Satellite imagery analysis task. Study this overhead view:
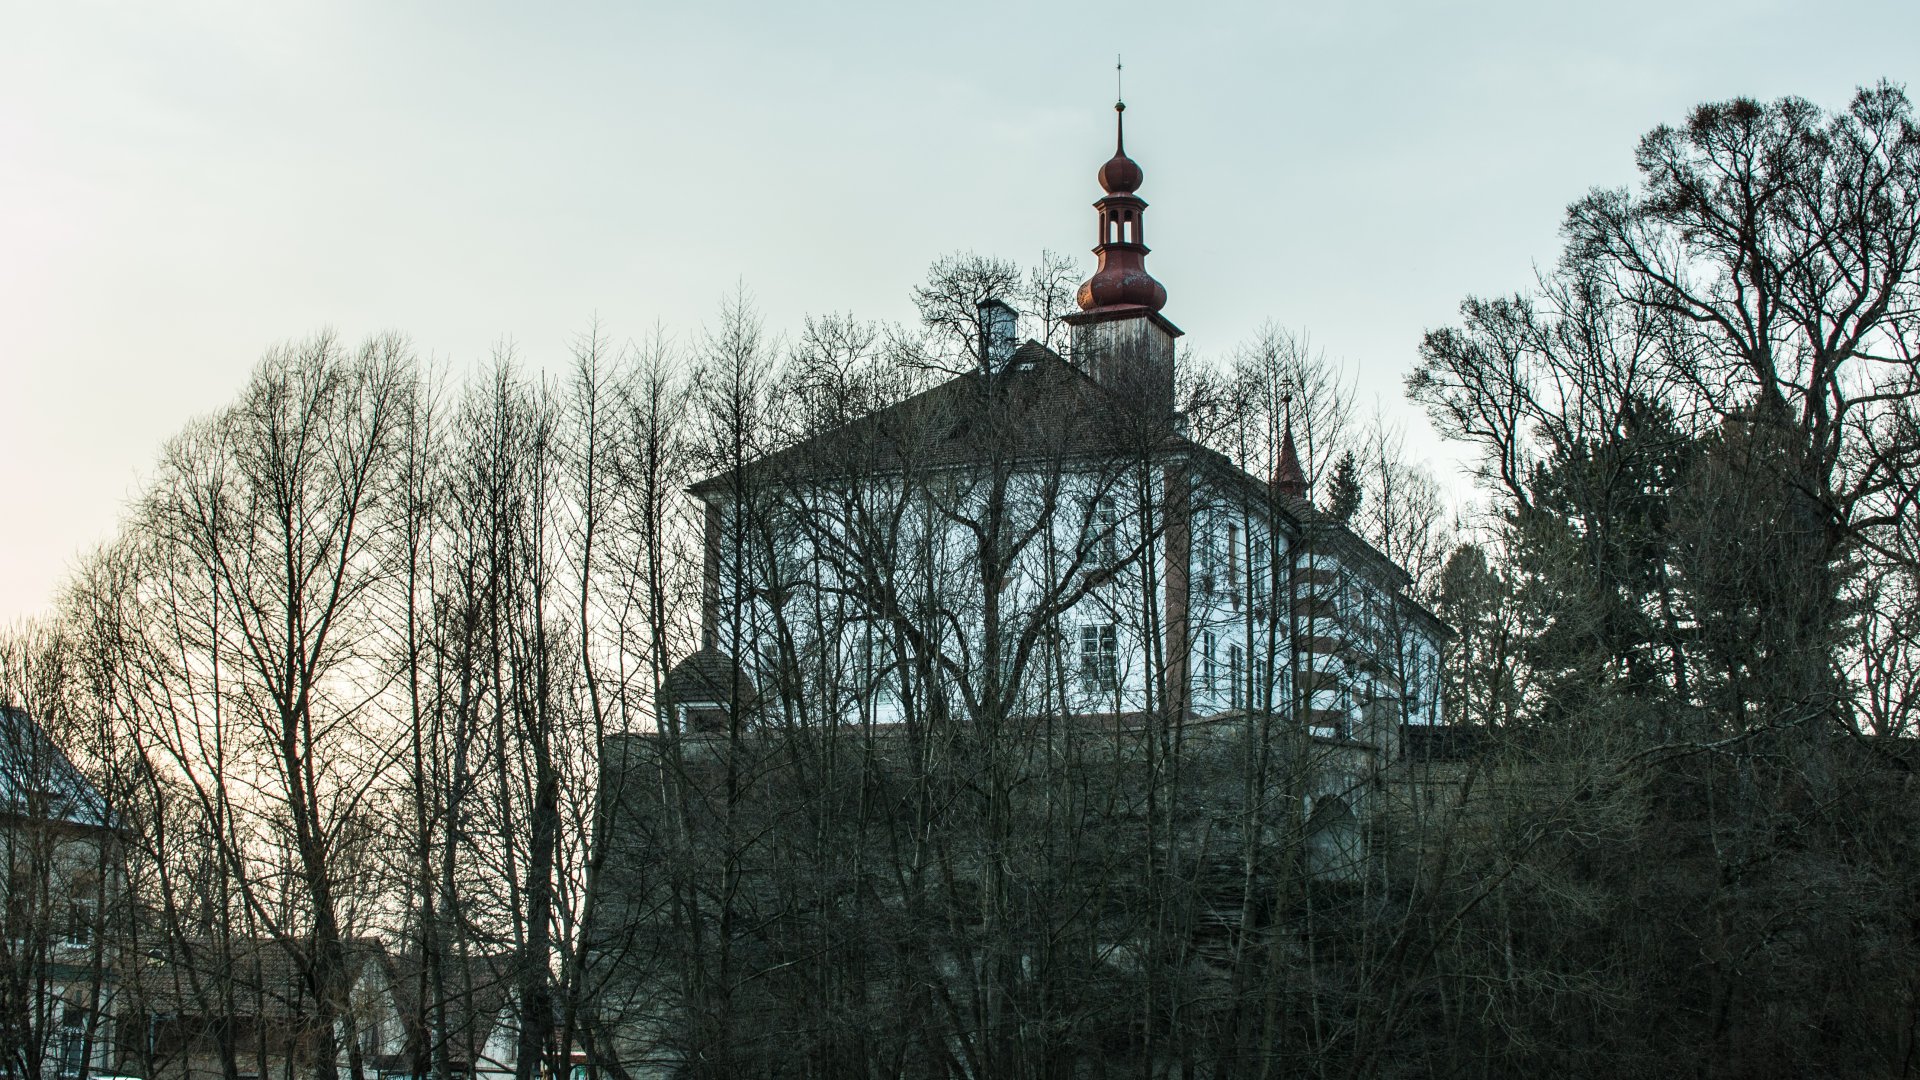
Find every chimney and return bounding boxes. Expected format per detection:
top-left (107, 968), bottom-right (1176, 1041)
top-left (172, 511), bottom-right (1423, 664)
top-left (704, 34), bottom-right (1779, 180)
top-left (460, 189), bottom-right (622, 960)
top-left (980, 299), bottom-right (1019, 370)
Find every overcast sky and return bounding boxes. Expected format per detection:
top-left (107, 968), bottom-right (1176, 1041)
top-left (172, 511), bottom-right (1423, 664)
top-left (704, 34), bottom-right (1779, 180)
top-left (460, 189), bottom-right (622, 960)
top-left (3, 0), bottom-right (1916, 623)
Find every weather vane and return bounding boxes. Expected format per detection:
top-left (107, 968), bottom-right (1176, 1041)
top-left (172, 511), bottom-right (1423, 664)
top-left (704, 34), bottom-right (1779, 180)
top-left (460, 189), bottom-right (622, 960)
top-left (1116, 54), bottom-right (1124, 107)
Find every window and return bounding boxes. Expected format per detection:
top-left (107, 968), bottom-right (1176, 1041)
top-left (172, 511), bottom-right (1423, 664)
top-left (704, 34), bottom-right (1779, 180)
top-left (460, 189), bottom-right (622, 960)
top-left (1195, 526), bottom-right (1217, 595)
top-left (5, 866), bottom-right (34, 932)
top-left (1226, 524), bottom-right (1242, 602)
top-left (1090, 498), bottom-right (1121, 567)
top-left (1228, 643), bottom-right (1245, 709)
top-left (1406, 649), bottom-right (1423, 713)
top-left (54, 1003), bottom-right (86, 1077)
top-left (1201, 631), bottom-right (1218, 693)
top-left (63, 899), bottom-right (95, 948)
top-left (1080, 624), bottom-right (1118, 693)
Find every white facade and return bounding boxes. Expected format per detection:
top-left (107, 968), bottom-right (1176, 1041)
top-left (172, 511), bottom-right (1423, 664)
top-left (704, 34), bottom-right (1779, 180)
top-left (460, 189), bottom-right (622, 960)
top-left (672, 341), bottom-right (1445, 752)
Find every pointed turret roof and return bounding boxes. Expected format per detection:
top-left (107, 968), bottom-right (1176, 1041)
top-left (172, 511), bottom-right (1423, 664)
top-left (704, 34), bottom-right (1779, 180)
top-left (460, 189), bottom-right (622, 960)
top-left (1273, 418), bottom-right (1307, 498)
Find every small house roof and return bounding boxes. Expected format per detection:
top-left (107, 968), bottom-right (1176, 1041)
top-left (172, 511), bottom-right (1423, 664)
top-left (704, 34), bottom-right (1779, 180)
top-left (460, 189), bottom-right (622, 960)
top-left (660, 647), bottom-right (757, 712)
top-left (0, 705), bottom-right (109, 829)
top-left (120, 936), bottom-right (391, 1021)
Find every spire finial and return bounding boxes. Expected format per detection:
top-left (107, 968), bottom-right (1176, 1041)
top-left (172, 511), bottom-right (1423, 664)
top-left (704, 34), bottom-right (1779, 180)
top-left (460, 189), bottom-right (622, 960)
top-left (1115, 56), bottom-right (1126, 152)
top-left (1274, 387), bottom-right (1308, 498)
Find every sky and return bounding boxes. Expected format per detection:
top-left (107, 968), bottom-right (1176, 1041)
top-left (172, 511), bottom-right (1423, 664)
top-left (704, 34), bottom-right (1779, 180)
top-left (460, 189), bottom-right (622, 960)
top-left (3, 0), bottom-right (1918, 624)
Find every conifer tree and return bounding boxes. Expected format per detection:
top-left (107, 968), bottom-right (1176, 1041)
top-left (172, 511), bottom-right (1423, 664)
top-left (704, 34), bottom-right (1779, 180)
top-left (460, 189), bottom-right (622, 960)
top-left (1325, 450), bottom-right (1362, 523)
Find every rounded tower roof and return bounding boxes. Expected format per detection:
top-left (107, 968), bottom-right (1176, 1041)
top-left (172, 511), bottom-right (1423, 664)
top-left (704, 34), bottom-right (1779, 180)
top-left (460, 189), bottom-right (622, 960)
top-left (660, 647), bottom-right (755, 712)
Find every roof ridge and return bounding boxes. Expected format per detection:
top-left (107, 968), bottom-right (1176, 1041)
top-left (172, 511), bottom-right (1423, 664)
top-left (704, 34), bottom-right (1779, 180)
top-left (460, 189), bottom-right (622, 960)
top-left (686, 340), bottom-right (1199, 496)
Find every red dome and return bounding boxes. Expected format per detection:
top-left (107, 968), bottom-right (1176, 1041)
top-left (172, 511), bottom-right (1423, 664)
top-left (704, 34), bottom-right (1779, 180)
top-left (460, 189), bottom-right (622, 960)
top-left (1099, 151), bottom-right (1142, 195)
top-left (1076, 265), bottom-right (1167, 312)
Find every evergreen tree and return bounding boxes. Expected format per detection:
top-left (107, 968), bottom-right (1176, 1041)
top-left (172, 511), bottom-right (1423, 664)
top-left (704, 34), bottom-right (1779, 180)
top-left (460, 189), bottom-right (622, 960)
top-left (1324, 449), bottom-right (1362, 523)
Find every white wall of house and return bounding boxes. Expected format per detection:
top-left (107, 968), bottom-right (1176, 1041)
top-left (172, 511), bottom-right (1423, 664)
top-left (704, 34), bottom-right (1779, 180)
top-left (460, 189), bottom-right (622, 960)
top-left (696, 460), bottom-right (1443, 745)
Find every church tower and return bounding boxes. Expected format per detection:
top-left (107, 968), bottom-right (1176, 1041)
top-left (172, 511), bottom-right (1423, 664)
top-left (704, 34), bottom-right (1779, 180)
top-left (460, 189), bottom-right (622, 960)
top-left (1066, 99), bottom-right (1182, 416)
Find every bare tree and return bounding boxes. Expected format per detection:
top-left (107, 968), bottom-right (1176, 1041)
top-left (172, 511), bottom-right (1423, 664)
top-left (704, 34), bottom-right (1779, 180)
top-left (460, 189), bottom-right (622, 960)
top-left (98, 332), bottom-right (412, 1080)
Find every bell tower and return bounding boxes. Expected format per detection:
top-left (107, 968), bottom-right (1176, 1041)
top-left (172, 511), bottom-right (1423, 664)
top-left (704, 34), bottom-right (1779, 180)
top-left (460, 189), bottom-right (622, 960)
top-left (1067, 98), bottom-right (1182, 415)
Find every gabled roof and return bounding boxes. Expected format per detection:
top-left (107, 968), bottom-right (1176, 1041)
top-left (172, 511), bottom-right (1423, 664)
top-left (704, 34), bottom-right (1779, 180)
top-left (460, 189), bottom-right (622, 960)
top-left (1185, 447), bottom-right (1414, 586)
top-left (381, 947), bottom-right (523, 1069)
top-left (1175, 442), bottom-right (1451, 637)
top-left (0, 705), bottom-right (109, 829)
top-left (121, 936), bottom-right (393, 1020)
top-left (690, 343), bottom-right (1184, 496)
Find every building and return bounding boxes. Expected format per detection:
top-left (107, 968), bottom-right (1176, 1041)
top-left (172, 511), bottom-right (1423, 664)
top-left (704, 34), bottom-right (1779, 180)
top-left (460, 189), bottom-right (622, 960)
top-left (114, 940), bottom-right (575, 1080)
top-left (0, 705), bottom-right (119, 1080)
top-left (592, 103), bottom-right (1449, 1078)
top-left (114, 937), bottom-right (405, 1080)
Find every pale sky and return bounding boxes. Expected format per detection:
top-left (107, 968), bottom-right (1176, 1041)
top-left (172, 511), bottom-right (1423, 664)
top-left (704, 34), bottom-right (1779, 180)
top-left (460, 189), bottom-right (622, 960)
top-left (4, 0), bottom-right (1917, 623)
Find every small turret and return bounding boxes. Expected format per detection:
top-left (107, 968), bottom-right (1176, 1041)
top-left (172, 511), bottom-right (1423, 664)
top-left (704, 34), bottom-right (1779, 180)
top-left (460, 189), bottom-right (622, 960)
top-left (1273, 417), bottom-right (1308, 498)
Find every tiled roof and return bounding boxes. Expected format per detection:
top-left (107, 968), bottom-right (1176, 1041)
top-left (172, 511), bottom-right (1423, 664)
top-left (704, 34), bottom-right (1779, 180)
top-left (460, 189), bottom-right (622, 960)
top-left (1184, 446), bottom-right (1433, 600)
top-left (0, 705), bottom-right (109, 828)
top-left (382, 948), bottom-right (522, 1066)
top-left (660, 647), bottom-right (756, 711)
top-left (690, 343), bottom-right (1185, 496)
top-left (125, 937), bottom-right (527, 1069)
top-left (119, 936), bottom-right (389, 1020)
